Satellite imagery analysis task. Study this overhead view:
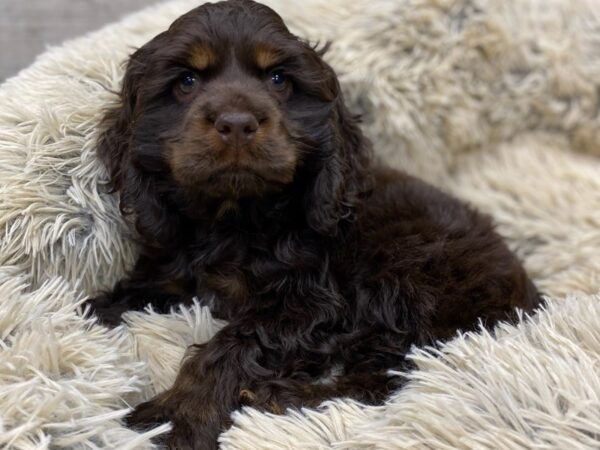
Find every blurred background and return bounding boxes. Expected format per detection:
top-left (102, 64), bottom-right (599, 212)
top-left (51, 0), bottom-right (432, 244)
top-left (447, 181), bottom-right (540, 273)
top-left (0, 0), bottom-right (155, 82)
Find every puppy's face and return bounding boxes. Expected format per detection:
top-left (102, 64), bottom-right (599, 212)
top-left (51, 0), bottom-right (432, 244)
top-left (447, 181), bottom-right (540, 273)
top-left (122, 0), bottom-right (339, 200)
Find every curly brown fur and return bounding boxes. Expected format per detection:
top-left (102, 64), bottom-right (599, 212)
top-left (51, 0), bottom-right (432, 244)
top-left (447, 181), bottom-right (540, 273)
top-left (89, 1), bottom-right (540, 448)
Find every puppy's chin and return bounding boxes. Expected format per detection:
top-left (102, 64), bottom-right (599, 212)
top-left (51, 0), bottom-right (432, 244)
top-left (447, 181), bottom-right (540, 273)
top-left (176, 164), bottom-right (297, 202)
top-left (203, 169), bottom-right (280, 199)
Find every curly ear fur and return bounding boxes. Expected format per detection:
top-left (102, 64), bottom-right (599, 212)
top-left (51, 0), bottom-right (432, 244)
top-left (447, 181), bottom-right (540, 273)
top-left (304, 59), bottom-right (372, 236)
top-left (97, 44), bottom-right (182, 247)
top-left (98, 52), bottom-right (144, 193)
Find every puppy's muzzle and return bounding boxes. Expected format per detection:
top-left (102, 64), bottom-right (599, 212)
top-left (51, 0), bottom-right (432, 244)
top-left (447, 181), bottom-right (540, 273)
top-left (215, 111), bottom-right (259, 146)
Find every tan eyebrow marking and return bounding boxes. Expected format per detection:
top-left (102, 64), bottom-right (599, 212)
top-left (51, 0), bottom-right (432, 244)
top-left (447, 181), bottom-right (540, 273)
top-left (254, 44), bottom-right (280, 70)
top-left (188, 46), bottom-right (216, 71)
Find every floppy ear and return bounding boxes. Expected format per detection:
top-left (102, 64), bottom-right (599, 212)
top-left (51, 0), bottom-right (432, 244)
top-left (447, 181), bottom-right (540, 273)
top-left (97, 47), bottom-right (182, 247)
top-left (97, 51), bottom-right (146, 194)
top-left (304, 62), bottom-right (372, 236)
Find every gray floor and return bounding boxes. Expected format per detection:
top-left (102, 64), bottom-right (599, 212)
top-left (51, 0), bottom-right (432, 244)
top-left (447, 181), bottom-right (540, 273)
top-left (0, 0), bottom-right (160, 82)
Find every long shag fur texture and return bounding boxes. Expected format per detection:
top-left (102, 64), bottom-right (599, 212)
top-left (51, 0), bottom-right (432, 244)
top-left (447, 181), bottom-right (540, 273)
top-left (0, 0), bottom-right (599, 448)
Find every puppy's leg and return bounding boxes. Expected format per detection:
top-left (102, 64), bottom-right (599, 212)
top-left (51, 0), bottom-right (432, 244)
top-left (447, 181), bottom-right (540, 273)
top-left (126, 323), bottom-right (277, 450)
top-left (242, 371), bottom-right (407, 413)
top-left (85, 280), bottom-right (188, 326)
top-left (86, 253), bottom-right (194, 326)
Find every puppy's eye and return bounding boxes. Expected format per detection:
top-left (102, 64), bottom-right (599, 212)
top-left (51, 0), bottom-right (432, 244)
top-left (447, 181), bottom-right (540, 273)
top-left (178, 72), bottom-right (198, 94)
top-left (270, 69), bottom-right (287, 89)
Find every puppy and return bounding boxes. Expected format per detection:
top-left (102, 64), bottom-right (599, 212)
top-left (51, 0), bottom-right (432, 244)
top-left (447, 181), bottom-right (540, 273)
top-left (91, 0), bottom-right (540, 448)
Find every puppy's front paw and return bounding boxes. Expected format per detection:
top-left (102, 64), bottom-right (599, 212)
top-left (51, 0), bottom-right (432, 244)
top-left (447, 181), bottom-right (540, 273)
top-left (125, 400), bottom-right (172, 447)
top-left (126, 396), bottom-right (219, 450)
top-left (125, 398), bottom-right (170, 428)
top-left (83, 295), bottom-right (128, 327)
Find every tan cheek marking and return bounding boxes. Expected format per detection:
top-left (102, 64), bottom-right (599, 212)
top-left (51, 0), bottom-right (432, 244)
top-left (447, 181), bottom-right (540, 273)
top-left (188, 47), bottom-right (216, 71)
top-left (168, 144), bottom-right (192, 184)
top-left (255, 46), bottom-right (279, 70)
top-left (167, 122), bottom-right (224, 184)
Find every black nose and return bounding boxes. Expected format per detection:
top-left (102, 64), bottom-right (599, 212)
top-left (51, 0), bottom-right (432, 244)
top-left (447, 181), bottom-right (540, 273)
top-left (214, 112), bottom-right (259, 144)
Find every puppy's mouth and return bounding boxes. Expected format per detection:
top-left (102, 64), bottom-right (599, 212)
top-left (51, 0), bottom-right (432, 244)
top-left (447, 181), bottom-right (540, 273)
top-left (208, 165), bottom-right (264, 180)
top-left (202, 165), bottom-right (289, 198)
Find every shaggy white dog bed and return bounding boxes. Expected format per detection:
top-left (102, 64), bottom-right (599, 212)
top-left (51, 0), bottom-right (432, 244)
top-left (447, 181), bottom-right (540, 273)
top-left (1, 0), bottom-right (599, 448)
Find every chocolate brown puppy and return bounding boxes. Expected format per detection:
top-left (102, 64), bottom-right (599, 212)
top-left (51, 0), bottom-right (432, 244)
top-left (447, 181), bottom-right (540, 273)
top-left (90, 1), bottom-right (540, 448)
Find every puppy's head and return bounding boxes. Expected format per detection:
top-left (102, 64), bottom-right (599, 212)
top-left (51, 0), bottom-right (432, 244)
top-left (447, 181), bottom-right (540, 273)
top-left (100, 0), bottom-right (369, 242)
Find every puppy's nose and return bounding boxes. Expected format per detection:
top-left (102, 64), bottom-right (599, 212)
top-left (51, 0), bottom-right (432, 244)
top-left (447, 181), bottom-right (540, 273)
top-left (214, 112), bottom-right (259, 144)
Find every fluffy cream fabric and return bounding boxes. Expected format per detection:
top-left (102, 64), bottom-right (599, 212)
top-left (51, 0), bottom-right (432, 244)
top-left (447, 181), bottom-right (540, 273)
top-left (0, 0), bottom-right (599, 448)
